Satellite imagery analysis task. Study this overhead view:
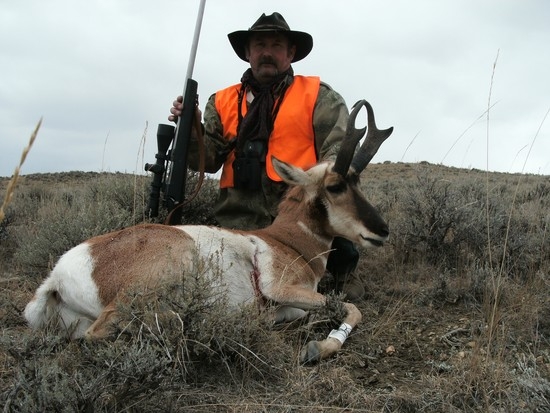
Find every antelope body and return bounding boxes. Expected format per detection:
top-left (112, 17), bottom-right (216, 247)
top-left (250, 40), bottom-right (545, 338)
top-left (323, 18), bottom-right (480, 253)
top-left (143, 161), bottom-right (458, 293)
top-left (24, 100), bottom-right (393, 363)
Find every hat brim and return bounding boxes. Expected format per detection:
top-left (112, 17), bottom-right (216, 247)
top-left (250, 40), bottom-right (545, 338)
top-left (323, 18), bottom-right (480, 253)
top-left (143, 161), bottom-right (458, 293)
top-left (228, 29), bottom-right (313, 63)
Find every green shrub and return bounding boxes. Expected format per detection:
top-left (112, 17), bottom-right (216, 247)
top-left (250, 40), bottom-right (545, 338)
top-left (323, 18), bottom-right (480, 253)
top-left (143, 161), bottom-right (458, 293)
top-left (392, 172), bottom-right (485, 268)
top-left (2, 164), bottom-right (550, 413)
top-left (391, 170), bottom-right (550, 280)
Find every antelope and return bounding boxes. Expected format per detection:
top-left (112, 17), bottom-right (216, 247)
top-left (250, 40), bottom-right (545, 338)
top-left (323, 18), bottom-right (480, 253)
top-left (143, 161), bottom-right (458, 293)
top-left (24, 100), bottom-right (393, 363)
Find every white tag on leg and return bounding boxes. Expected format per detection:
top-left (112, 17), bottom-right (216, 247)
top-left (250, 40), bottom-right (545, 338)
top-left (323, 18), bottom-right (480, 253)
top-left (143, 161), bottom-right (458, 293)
top-left (328, 322), bottom-right (353, 344)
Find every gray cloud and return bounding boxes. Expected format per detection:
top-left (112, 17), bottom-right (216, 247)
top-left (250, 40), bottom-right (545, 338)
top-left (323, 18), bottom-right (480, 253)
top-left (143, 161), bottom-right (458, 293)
top-left (1, 0), bottom-right (549, 177)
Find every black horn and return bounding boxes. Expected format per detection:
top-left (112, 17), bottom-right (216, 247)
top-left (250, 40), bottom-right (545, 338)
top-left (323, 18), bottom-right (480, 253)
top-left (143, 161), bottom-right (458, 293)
top-left (349, 100), bottom-right (393, 175)
top-left (332, 100), bottom-right (369, 176)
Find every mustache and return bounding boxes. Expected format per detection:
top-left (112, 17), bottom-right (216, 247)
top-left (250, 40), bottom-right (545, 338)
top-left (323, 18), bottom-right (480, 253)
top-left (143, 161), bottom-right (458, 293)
top-left (259, 57), bottom-right (277, 65)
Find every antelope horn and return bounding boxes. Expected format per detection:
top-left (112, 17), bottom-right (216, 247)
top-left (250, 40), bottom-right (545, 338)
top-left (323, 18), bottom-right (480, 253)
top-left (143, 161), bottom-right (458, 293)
top-left (350, 100), bottom-right (393, 175)
top-left (332, 100), bottom-right (368, 176)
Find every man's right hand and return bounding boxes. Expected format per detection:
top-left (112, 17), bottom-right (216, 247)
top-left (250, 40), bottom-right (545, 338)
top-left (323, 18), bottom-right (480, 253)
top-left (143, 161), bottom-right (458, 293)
top-left (168, 96), bottom-right (202, 123)
top-left (168, 95), bottom-right (184, 123)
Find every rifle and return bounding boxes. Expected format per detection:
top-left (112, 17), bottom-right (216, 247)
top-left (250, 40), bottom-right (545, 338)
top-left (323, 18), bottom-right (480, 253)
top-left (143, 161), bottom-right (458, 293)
top-left (145, 0), bottom-right (206, 225)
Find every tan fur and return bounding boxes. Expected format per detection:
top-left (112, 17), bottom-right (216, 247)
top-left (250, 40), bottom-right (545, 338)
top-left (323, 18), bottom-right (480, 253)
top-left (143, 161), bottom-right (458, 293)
top-left (88, 224), bottom-right (194, 305)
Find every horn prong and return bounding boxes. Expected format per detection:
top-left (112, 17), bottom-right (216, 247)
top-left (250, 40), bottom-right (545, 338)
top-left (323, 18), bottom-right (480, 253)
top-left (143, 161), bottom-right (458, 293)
top-left (350, 101), bottom-right (393, 175)
top-left (332, 100), bottom-right (368, 176)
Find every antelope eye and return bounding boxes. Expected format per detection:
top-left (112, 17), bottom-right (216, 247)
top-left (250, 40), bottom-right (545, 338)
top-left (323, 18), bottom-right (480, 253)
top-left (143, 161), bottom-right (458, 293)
top-left (326, 182), bottom-right (347, 194)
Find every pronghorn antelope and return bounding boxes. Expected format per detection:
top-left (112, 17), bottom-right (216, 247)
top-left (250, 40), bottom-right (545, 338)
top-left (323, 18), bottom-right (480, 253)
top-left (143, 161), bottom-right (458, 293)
top-left (24, 100), bottom-right (393, 363)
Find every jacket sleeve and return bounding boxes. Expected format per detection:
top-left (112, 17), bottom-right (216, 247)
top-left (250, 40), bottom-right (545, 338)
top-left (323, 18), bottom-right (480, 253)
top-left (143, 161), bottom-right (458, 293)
top-left (187, 93), bottom-right (233, 173)
top-left (313, 82), bottom-right (349, 161)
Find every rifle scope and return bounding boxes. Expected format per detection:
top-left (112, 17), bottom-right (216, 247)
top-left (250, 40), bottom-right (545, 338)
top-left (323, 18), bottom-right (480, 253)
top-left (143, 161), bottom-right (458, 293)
top-left (145, 124), bottom-right (175, 218)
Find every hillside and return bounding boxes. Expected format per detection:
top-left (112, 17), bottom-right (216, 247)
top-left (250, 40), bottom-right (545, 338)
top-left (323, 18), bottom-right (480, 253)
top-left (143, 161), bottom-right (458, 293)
top-left (1, 162), bottom-right (549, 412)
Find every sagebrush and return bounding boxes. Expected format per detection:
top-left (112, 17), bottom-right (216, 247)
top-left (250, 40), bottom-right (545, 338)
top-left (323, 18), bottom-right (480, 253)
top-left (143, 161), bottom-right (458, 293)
top-left (1, 163), bottom-right (549, 412)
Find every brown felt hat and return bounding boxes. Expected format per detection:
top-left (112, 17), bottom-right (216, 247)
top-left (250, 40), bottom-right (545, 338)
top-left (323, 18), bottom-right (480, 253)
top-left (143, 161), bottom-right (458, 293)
top-left (228, 12), bottom-right (313, 63)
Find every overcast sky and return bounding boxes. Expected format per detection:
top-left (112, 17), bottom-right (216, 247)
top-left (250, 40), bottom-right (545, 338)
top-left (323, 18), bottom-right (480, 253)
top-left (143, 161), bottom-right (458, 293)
top-left (1, 0), bottom-right (549, 178)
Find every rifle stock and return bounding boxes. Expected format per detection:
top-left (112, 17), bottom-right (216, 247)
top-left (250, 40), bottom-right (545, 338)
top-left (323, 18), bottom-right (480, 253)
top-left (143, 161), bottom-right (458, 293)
top-left (145, 78), bottom-right (198, 224)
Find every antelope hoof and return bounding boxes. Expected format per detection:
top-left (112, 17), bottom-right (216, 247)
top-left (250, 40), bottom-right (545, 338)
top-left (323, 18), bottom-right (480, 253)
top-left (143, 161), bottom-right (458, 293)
top-left (300, 340), bottom-right (321, 364)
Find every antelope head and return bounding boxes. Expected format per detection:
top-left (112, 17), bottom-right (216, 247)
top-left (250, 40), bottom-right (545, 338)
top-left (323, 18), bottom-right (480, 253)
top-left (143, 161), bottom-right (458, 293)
top-left (273, 100), bottom-right (393, 248)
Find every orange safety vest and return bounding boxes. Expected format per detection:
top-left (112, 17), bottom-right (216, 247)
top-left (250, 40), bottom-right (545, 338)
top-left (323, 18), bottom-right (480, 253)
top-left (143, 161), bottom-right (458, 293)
top-left (215, 75), bottom-right (321, 188)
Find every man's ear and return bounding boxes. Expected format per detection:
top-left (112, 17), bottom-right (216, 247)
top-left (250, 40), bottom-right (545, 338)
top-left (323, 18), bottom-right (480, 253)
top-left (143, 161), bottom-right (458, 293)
top-left (288, 44), bottom-right (296, 60)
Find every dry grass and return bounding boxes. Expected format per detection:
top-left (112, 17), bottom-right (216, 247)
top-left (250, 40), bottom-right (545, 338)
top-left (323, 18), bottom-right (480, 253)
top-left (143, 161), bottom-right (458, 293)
top-left (1, 162), bottom-right (549, 412)
top-left (0, 118), bottom-right (41, 223)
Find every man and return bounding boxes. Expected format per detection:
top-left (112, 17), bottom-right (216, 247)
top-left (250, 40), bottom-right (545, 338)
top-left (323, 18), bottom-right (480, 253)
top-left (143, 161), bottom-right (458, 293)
top-left (169, 12), bottom-right (364, 300)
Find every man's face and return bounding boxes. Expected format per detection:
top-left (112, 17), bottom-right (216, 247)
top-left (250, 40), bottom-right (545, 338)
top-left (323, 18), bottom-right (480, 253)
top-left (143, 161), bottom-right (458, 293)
top-left (245, 32), bottom-right (296, 84)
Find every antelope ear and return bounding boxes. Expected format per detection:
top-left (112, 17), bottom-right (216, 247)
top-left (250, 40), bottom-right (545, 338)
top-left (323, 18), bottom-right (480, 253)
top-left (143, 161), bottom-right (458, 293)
top-left (272, 156), bottom-right (310, 186)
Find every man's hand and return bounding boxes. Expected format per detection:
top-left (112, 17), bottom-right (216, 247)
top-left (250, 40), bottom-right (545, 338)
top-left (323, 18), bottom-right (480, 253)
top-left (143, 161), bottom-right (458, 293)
top-left (168, 96), bottom-right (202, 123)
top-left (168, 95), bottom-right (184, 122)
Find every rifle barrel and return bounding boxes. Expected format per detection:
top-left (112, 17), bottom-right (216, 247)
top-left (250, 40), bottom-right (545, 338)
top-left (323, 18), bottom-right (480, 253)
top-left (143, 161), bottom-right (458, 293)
top-left (185, 0), bottom-right (207, 83)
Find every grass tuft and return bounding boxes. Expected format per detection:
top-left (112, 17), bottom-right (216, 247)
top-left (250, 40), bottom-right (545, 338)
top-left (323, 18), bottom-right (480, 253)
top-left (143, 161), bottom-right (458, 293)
top-left (0, 118), bottom-right (41, 224)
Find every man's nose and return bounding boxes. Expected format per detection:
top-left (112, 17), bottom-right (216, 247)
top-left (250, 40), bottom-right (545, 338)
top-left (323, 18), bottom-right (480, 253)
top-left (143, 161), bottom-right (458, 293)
top-left (261, 49), bottom-right (273, 58)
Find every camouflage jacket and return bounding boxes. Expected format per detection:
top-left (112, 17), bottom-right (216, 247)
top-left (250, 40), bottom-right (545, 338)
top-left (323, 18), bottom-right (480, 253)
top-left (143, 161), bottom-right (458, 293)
top-left (187, 78), bottom-right (349, 230)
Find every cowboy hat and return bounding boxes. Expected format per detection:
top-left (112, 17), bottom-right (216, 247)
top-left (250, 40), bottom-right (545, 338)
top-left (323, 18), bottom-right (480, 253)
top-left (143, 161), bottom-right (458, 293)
top-left (228, 12), bottom-right (313, 63)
